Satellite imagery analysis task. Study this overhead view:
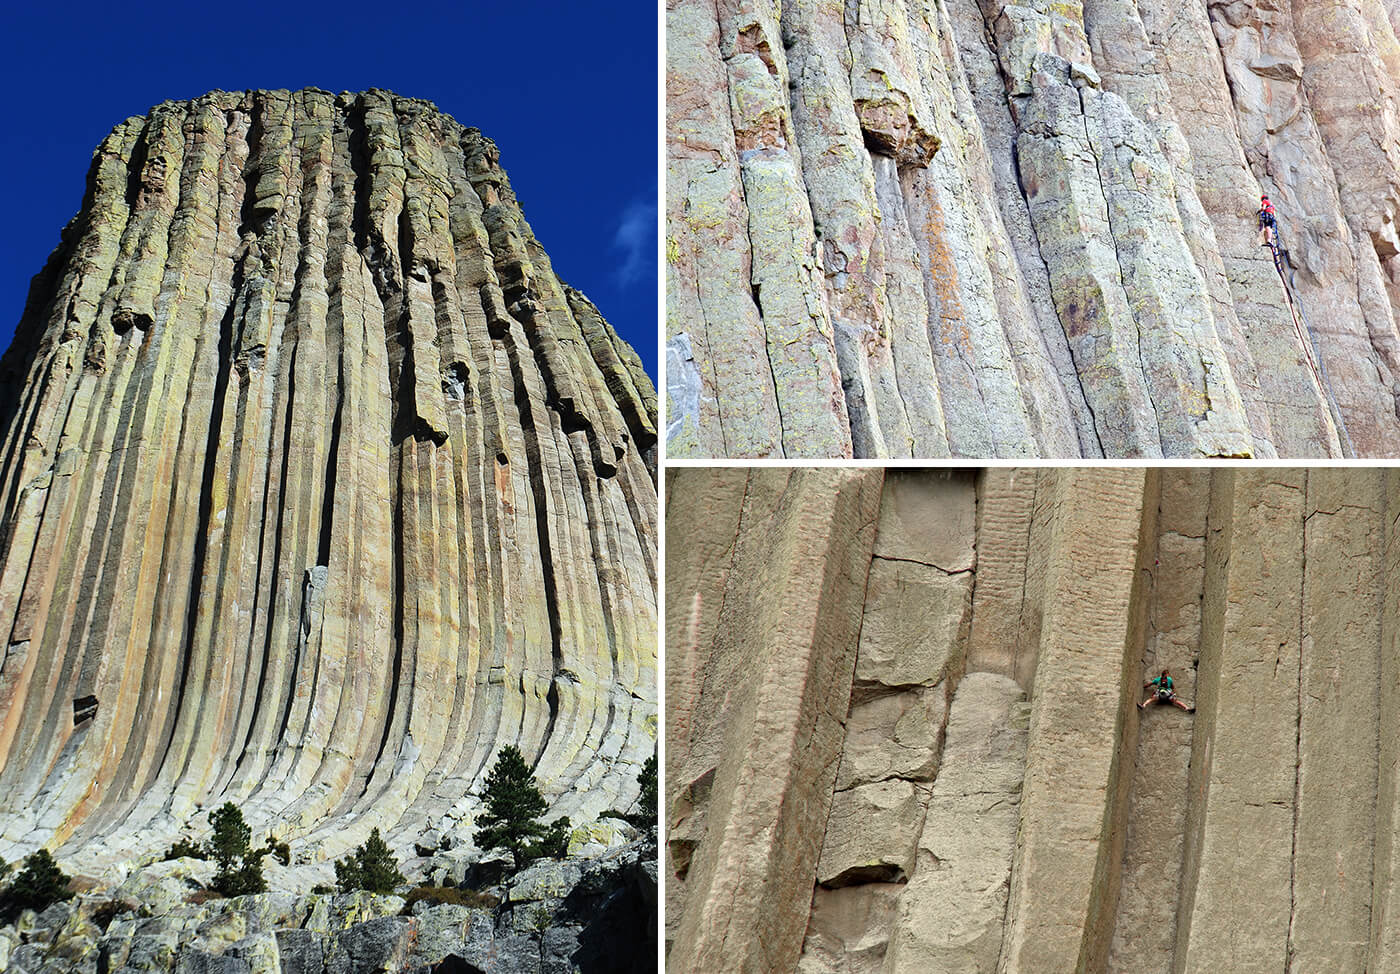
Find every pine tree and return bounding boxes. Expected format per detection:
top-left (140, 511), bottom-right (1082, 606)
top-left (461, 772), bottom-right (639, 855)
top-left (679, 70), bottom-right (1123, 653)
top-left (207, 802), bottom-right (266, 897)
top-left (474, 745), bottom-right (565, 869)
top-left (208, 803), bottom-right (250, 874)
top-left (334, 828), bottom-right (404, 894)
top-left (0, 849), bottom-right (72, 921)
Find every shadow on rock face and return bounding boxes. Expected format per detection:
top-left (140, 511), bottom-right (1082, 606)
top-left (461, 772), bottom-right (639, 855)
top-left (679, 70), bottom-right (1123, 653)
top-left (565, 840), bottom-right (658, 974)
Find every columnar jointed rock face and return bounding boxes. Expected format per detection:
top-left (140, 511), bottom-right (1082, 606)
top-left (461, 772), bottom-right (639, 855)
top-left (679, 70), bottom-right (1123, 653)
top-left (666, 0), bottom-right (1400, 458)
top-left (667, 467), bottom-right (1400, 974)
top-left (0, 89), bottom-right (658, 874)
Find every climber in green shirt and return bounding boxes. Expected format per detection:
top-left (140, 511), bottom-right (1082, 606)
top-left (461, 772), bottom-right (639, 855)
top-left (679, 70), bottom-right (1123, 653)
top-left (1138, 668), bottom-right (1194, 713)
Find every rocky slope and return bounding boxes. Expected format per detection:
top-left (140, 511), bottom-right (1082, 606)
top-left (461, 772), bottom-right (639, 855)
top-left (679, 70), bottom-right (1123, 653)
top-left (0, 87), bottom-right (657, 894)
top-left (665, 0), bottom-right (1400, 458)
top-left (0, 837), bottom-right (657, 974)
top-left (665, 467), bottom-right (1400, 973)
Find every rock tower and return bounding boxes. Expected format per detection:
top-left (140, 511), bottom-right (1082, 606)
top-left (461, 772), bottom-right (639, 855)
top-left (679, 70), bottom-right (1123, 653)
top-left (0, 88), bottom-right (658, 872)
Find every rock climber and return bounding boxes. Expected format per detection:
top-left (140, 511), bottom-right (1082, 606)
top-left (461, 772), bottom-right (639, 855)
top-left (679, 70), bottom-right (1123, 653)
top-left (1138, 669), bottom-right (1194, 713)
top-left (1258, 194), bottom-right (1278, 248)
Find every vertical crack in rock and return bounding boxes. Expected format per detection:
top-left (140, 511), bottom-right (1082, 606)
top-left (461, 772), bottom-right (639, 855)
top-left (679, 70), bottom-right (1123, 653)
top-left (505, 332), bottom-right (566, 763)
top-left (1288, 492), bottom-right (1305, 974)
top-left (169, 259), bottom-right (240, 781)
top-left (665, 468), bottom-right (883, 971)
top-left (747, 281), bottom-right (790, 457)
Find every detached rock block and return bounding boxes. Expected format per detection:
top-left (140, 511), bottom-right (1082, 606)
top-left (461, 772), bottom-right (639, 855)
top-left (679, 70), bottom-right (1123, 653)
top-left (816, 779), bottom-right (924, 887)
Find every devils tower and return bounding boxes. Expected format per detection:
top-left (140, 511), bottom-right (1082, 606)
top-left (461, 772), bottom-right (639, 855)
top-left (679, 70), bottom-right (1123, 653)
top-left (0, 81), bottom-right (657, 904)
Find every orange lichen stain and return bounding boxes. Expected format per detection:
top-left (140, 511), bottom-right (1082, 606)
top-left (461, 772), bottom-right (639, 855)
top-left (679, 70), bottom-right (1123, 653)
top-left (922, 190), bottom-right (967, 349)
top-left (495, 460), bottom-right (514, 514)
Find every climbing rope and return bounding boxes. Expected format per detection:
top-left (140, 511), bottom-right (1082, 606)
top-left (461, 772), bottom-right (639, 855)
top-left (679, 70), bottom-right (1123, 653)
top-left (1266, 229), bottom-right (1357, 457)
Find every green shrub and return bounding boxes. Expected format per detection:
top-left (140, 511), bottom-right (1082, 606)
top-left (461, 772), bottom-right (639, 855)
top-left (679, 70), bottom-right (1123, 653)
top-left (165, 838), bottom-right (206, 861)
top-left (335, 828), bottom-right (405, 894)
top-left (400, 885), bottom-right (500, 913)
top-left (310, 883), bottom-right (334, 895)
top-left (639, 751), bottom-right (657, 824)
top-left (262, 838), bottom-right (291, 866)
top-left (0, 849), bottom-right (73, 922)
top-left (537, 817), bottom-right (571, 859)
top-left (527, 904), bottom-right (552, 938)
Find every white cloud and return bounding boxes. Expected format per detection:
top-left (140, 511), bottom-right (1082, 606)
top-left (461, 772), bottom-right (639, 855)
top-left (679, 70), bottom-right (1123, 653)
top-left (612, 199), bottom-right (657, 288)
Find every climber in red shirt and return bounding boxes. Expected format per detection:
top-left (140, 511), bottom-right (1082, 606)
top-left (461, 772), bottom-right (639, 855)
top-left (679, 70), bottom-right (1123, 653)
top-left (1258, 195), bottom-right (1278, 247)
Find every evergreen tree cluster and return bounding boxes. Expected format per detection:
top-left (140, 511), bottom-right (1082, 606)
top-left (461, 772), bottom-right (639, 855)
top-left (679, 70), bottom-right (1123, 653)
top-left (164, 803), bottom-right (289, 897)
top-left (334, 829), bottom-right (405, 894)
top-left (0, 849), bottom-right (73, 923)
top-left (0, 747), bottom-right (647, 917)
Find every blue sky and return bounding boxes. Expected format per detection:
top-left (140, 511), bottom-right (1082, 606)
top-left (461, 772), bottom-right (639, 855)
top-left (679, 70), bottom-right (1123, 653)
top-left (0, 2), bottom-right (658, 380)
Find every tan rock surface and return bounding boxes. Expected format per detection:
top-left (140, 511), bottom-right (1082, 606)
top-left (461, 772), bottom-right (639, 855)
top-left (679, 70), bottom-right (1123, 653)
top-left (667, 0), bottom-right (1400, 458)
top-left (882, 672), bottom-right (1029, 974)
top-left (1106, 470), bottom-right (1207, 972)
top-left (669, 467), bottom-right (1400, 972)
top-left (998, 469), bottom-right (1152, 974)
top-left (833, 688), bottom-right (945, 792)
top-left (1372, 470), bottom-right (1400, 974)
top-left (0, 89), bottom-right (657, 876)
top-left (852, 559), bottom-right (971, 690)
top-left (665, 468), bottom-right (883, 972)
top-left (816, 779), bottom-right (923, 887)
top-left (796, 884), bottom-right (904, 974)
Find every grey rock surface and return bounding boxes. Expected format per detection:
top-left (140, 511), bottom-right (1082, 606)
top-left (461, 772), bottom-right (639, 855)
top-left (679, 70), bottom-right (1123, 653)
top-left (667, 0), bottom-right (1400, 458)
